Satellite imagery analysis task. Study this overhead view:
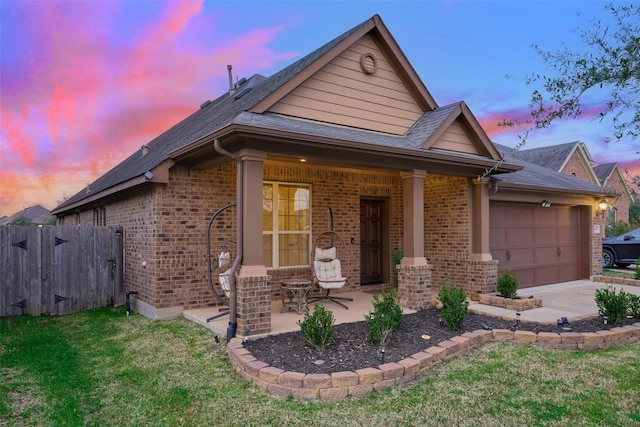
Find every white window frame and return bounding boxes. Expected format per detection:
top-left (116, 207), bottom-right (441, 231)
top-left (263, 181), bottom-right (311, 268)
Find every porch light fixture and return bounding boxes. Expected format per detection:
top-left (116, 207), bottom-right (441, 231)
top-left (541, 200), bottom-right (551, 208)
top-left (598, 198), bottom-right (610, 212)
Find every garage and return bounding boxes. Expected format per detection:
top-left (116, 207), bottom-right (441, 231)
top-left (490, 202), bottom-right (583, 288)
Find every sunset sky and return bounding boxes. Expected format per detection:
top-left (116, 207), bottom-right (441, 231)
top-left (1, 0), bottom-right (638, 216)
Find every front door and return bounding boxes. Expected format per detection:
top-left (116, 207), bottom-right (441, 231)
top-left (360, 199), bottom-right (384, 284)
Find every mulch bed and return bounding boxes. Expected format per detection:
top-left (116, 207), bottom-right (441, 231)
top-left (244, 308), bottom-right (639, 375)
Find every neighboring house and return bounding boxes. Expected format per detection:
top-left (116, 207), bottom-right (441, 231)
top-left (593, 163), bottom-right (633, 226)
top-left (511, 141), bottom-right (633, 225)
top-left (52, 15), bottom-right (613, 334)
top-left (0, 205), bottom-right (53, 226)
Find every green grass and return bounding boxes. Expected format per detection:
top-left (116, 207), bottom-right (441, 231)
top-left (603, 268), bottom-right (636, 279)
top-left (1, 308), bottom-right (639, 426)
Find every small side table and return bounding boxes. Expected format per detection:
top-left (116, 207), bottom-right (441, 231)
top-left (280, 279), bottom-right (312, 314)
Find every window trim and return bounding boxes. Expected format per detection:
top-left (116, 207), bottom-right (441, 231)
top-left (263, 181), bottom-right (311, 268)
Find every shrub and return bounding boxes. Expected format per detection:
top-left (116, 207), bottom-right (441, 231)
top-left (635, 259), bottom-right (640, 280)
top-left (497, 270), bottom-right (518, 298)
top-left (297, 304), bottom-right (335, 350)
top-left (364, 290), bottom-right (404, 344)
top-left (437, 280), bottom-right (468, 331)
top-left (627, 293), bottom-right (640, 318)
top-left (594, 286), bottom-right (629, 325)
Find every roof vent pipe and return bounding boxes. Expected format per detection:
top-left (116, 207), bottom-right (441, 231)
top-left (227, 65), bottom-right (235, 95)
top-left (141, 144), bottom-right (149, 157)
top-left (214, 138), bottom-right (242, 344)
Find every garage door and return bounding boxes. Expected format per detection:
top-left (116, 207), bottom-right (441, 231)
top-left (490, 202), bottom-right (581, 288)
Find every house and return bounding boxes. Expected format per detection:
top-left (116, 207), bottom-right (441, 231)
top-left (593, 163), bottom-right (633, 226)
top-left (52, 15), bottom-right (614, 335)
top-left (510, 141), bottom-right (634, 225)
top-left (0, 205), bottom-right (53, 226)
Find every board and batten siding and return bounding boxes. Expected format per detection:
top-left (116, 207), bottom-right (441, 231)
top-left (268, 34), bottom-right (425, 135)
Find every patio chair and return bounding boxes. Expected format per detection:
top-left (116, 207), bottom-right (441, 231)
top-left (309, 231), bottom-right (353, 309)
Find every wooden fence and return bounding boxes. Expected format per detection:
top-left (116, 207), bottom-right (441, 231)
top-left (1, 226), bottom-right (124, 317)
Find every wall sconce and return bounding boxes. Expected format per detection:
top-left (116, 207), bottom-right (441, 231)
top-left (541, 200), bottom-right (551, 208)
top-left (598, 198), bottom-right (609, 212)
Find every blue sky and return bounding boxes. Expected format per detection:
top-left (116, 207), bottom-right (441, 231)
top-left (1, 0), bottom-right (638, 215)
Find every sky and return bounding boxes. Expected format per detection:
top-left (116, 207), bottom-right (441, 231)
top-left (1, 0), bottom-right (639, 216)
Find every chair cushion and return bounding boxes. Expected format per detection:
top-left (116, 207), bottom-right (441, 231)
top-left (218, 251), bottom-right (231, 268)
top-left (314, 246), bottom-right (336, 261)
top-left (218, 269), bottom-right (233, 296)
top-left (314, 259), bottom-right (345, 288)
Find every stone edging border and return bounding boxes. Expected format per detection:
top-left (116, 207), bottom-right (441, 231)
top-left (227, 322), bottom-right (640, 400)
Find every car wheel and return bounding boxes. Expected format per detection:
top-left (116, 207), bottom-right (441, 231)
top-left (602, 249), bottom-right (615, 269)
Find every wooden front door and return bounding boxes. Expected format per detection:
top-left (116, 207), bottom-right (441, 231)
top-left (360, 199), bottom-right (384, 284)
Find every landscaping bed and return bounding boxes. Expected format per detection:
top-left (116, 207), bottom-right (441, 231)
top-left (244, 308), bottom-right (638, 375)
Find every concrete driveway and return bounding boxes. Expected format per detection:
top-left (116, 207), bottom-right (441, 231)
top-left (469, 280), bottom-right (640, 324)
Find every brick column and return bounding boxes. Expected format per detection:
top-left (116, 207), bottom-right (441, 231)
top-left (467, 259), bottom-right (499, 296)
top-left (397, 264), bottom-right (432, 310)
top-left (235, 274), bottom-right (272, 336)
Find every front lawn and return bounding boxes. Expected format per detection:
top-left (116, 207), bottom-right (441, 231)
top-left (1, 308), bottom-right (639, 426)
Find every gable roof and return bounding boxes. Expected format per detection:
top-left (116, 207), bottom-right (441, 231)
top-left (0, 205), bottom-right (52, 225)
top-left (512, 141), bottom-right (580, 170)
top-left (492, 144), bottom-right (615, 197)
top-left (594, 162), bottom-right (634, 202)
top-left (53, 14), bottom-right (516, 214)
top-left (593, 163), bottom-right (616, 185)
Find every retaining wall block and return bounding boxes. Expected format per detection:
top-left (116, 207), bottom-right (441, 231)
top-left (331, 371), bottom-right (359, 388)
top-left (303, 373), bottom-right (332, 389)
top-left (356, 367), bottom-right (383, 384)
top-left (278, 371), bottom-right (305, 388)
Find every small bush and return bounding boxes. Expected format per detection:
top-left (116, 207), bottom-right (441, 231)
top-left (497, 270), bottom-right (518, 298)
top-left (594, 286), bottom-right (629, 325)
top-left (635, 259), bottom-right (640, 280)
top-left (627, 293), bottom-right (640, 318)
top-left (297, 304), bottom-right (335, 350)
top-left (364, 290), bottom-right (404, 344)
top-left (437, 280), bottom-right (468, 331)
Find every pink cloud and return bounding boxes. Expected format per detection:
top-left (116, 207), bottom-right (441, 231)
top-left (1, 1), bottom-right (297, 215)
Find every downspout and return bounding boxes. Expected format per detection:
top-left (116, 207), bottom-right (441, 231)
top-left (214, 138), bottom-right (242, 344)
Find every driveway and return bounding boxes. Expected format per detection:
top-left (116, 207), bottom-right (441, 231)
top-left (469, 279), bottom-right (640, 324)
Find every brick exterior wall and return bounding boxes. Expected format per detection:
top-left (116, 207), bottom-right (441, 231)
top-left (62, 162), bottom-right (559, 316)
top-left (561, 151), bottom-right (594, 182)
top-left (605, 170), bottom-right (631, 224)
top-left (263, 163), bottom-right (404, 297)
top-left (424, 174), bottom-right (473, 297)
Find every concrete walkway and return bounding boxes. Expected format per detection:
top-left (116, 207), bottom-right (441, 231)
top-left (469, 280), bottom-right (640, 325)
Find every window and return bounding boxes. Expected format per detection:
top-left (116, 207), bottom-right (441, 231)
top-left (93, 207), bottom-right (106, 226)
top-left (263, 182), bottom-right (311, 268)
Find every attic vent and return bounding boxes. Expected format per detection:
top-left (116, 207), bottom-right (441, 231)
top-left (200, 100), bottom-right (212, 109)
top-left (233, 86), bottom-right (253, 100)
top-left (236, 77), bottom-right (247, 86)
top-left (360, 52), bottom-right (377, 75)
top-left (141, 144), bottom-right (149, 157)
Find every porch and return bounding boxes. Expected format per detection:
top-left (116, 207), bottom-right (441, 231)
top-left (184, 290), bottom-right (416, 339)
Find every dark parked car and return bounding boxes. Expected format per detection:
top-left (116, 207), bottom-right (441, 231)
top-left (602, 228), bottom-right (640, 268)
